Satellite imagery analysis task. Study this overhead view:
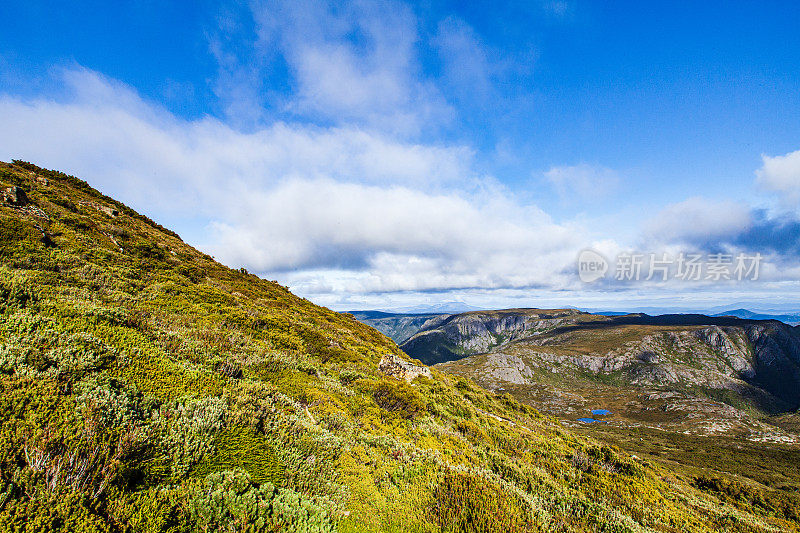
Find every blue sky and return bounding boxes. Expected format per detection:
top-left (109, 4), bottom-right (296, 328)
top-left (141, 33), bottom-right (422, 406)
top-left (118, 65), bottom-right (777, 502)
top-left (2, 1), bottom-right (800, 311)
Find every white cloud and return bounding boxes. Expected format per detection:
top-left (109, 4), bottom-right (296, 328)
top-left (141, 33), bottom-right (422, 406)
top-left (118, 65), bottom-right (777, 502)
top-left (0, 67), bottom-right (588, 299)
top-left (207, 178), bottom-right (581, 285)
top-left (544, 163), bottom-right (620, 201)
top-left (0, 68), bottom-right (471, 204)
top-left (645, 197), bottom-right (751, 244)
top-left (756, 149), bottom-right (800, 204)
top-left (247, 0), bottom-right (452, 135)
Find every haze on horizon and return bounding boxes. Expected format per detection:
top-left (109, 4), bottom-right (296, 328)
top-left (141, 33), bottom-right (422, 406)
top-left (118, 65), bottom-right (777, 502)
top-left (1, 1), bottom-right (799, 312)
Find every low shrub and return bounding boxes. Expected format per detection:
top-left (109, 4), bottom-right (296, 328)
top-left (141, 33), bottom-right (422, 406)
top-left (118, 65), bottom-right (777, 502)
top-left (74, 374), bottom-right (149, 428)
top-left (193, 427), bottom-right (283, 485)
top-left (0, 271), bottom-right (36, 311)
top-left (186, 469), bottom-right (335, 533)
top-left (373, 379), bottom-right (426, 419)
top-left (430, 471), bottom-right (532, 532)
top-left (152, 396), bottom-right (227, 478)
top-left (693, 475), bottom-right (800, 521)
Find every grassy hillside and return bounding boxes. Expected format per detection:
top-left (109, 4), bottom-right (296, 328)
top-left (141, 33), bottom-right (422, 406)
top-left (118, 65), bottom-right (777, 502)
top-left (0, 160), bottom-right (798, 532)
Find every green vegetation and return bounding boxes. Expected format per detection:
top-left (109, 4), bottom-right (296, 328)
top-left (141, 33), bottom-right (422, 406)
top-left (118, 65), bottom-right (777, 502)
top-left (0, 160), bottom-right (797, 532)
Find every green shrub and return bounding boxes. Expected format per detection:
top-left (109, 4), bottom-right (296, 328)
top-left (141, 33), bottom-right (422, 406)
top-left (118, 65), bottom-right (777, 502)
top-left (430, 471), bottom-right (532, 532)
top-left (50, 195), bottom-right (78, 212)
top-left (0, 314), bottom-right (114, 379)
top-left (373, 379), bottom-right (425, 419)
top-left (0, 271), bottom-right (36, 312)
top-left (693, 475), bottom-right (800, 521)
top-left (193, 427), bottom-right (284, 485)
top-left (0, 490), bottom-right (111, 532)
top-left (74, 373), bottom-right (148, 428)
top-left (0, 217), bottom-right (43, 258)
top-left (153, 396), bottom-right (227, 478)
top-left (186, 469), bottom-right (335, 533)
top-left (176, 264), bottom-right (205, 283)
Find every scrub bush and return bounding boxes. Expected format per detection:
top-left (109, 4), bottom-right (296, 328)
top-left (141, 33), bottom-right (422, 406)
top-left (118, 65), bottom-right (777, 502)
top-left (373, 379), bottom-right (426, 419)
top-left (186, 469), bottom-right (335, 533)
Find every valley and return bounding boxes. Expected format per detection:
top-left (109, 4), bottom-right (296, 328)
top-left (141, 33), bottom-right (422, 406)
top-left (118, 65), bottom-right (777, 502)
top-left (352, 307), bottom-right (800, 501)
top-left (381, 308), bottom-right (800, 438)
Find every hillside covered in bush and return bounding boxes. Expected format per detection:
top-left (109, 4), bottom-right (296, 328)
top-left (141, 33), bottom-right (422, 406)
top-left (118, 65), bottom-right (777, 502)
top-left (0, 160), bottom-right (798, 532)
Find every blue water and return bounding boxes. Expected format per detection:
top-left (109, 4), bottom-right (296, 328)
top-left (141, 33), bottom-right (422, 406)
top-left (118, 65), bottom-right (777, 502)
top-left (591, 409), bottom-right (612, 416)
top-left (577, 418), bottom-right (598, 423)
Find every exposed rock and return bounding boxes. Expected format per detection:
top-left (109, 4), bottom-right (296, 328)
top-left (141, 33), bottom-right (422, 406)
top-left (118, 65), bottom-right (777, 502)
top-left (637, 351), bottom-right (660, 363)
top-left (482, 352), bottom-right (535, 384)
top-left (3, 186), bottom-right (29, 206)
top-left (379, 352), bottom-right (432, 382)
top-left (98, 205), bottom-right (119, 217)
top-left (30, 173), bottom-right (49, 185)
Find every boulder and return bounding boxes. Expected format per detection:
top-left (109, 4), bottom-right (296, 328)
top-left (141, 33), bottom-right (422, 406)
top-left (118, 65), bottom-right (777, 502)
top-left (99, 205), bottom-right (119, 217)
top-left (379, 352), bottom-right (432, 382)
top-left (3, 186), bottom-right (29, 206)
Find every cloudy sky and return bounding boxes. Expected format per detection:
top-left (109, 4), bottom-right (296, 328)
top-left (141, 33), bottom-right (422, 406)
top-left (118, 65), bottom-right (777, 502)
top-left (2, 1), bottom-right (800, 312)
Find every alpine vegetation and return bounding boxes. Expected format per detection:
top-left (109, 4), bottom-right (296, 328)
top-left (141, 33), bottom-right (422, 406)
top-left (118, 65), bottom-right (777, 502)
top-left (0, 161), bottom-right (798, 532)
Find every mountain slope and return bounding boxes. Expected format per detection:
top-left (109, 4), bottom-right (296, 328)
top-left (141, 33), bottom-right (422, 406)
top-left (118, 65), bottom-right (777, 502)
top-left (0, 161), bottom-right (798, 532)
top-left (713, 308), bottom-right (800, 325)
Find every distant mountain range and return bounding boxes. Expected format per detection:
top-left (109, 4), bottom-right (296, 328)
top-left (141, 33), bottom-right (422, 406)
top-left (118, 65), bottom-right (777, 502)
top-left (350, 307), bottom-right (800, 344)
top-left (588, 306), bottom-right (800, 324)
top-left (711, 308), bottom-right (800, 325)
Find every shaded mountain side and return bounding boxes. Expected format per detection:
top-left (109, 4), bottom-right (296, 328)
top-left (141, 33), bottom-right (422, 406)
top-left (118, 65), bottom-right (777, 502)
top-left (346, 310), bottom-right (448, 343)
top-left (400, 308), bottom-right (589, 365)
top-left (1, 160), bottom-right (799, 532)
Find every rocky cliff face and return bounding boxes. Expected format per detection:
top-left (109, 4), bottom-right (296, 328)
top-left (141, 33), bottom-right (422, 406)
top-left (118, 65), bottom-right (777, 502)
top-left (745, 322), bottom-right (800, 408)
top-left (347, 311), bottom-right (449, 343)
top-left (401, 308), bottom-right (586, 365)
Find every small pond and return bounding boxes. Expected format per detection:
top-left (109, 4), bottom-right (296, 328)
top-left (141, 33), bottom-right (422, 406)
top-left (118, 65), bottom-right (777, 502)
top-left (591, 409), bottom-right (612, 416)
top-left (577, 417), bottom-right (598, 423)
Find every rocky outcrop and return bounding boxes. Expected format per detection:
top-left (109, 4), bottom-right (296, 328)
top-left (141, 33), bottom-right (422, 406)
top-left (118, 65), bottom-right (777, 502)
top-left (3, 186), bottom-right (29, 206)
top-left (378, 352), bottom-right (432, 382)
top-left (98, 205), bottom-right (119, 217)
top-left (481, 352), bottom-right (537, 384)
